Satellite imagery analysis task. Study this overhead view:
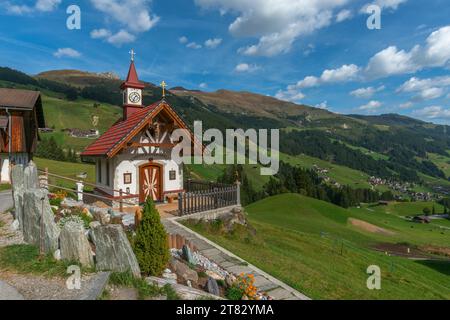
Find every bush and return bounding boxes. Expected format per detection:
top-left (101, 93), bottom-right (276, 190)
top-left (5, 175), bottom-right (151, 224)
top-left (423, 207), bottom-right (431, 216)
top-left (226, 286), bottom-right (243, 300)
top-left (132, 197), bottom-right (170, 276)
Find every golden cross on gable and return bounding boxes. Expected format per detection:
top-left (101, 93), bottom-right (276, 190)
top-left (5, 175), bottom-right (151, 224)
top-left (160, 80), bottom-right (167, 98)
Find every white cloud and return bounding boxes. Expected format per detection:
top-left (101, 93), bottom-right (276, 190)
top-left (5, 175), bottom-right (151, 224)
top-left (399, 102), bottom-right (413, 109)
top-left (90, 0), bottom-right (159, 33)
top-left (186, 42), bottom-right (202, 49)
top-left (293, 64), bottom-right (360, 89)
top-left (195, 0), bottom-right (349, 57)
top-left (275, 88), bottom-right (305, 103)
top-left (204, 38), bottom-right (222, 49)
top-left (359, 100), bottom-right (382, 111)
top-left (199, 83), bottom-right (208, 89)
top-left (413, 106), bottom-right (450, 119)
top-left (53, 48), bottom-right (81, 58)
top-left (397, 76), bottom-right (450, 101)
top-left (321, 64), bottom-right (360, 83)
top-left (336, 9), bottom-right (352, 22)
top-left (235, 63), bottom-right (260, 73)
top-left (276, 64), bottom-right (359, 101)
top-left (3, 0), bottom-right (60, 14)
top-left (365, 46), bottom-right (418, 79)
top-left (361, 0), bottom-right (407, 13)
top-left (35, 0), bottom-right (60, 11)
top-left (350, 85), bottom-right (385, 99)
top-left (90, 29), bottom-right (112, 39)
top-left (106, 30), bottom-right (136, 46)
top-left (315, 101), bottom-right (328, 109)
top-left (179, 36), bottom-right (189, 44)
top-left (365, 26), bottom-right (450, 79)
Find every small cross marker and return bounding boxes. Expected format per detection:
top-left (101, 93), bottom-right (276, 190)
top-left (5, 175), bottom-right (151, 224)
top-left (160, 80), bottom-right (167, 97)
top-left (129, 48), bottom-right (136, 61)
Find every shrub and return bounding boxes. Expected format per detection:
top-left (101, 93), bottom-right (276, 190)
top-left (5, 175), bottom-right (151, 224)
top-left (226, 286), bottom-right (243, 300)
top-left (423, 207), bottom-right (431, 216)
top-left (132, 197), bottom-right (170, 276)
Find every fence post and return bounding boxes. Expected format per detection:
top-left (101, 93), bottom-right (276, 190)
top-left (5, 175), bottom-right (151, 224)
top-left (236, 181), bottom-right (241, 206)
top-left (119, 189), bottom-right (123, 213)
top-left (178, 192), bottom-right (183, 216)
top-left (76, 180), bottom-right (84, 202)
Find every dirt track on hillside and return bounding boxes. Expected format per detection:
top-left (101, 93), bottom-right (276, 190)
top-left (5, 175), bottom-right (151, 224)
top-left (348, 218), bottom-right (396, 236)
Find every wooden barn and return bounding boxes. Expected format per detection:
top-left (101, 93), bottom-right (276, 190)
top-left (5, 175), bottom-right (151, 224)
top-left (0, 88), bottom-right (45, 183)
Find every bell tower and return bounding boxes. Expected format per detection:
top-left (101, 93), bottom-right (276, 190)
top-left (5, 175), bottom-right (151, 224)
top-left (121, 49), bottom-right (145, 120)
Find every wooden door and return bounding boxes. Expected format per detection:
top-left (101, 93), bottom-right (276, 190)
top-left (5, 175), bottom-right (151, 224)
top-left (139, 163), bottom-right (162, 203)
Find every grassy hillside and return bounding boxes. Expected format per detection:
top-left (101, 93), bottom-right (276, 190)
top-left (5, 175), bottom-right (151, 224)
top-left (185, 194), bottom-right (450, 299)
top-left (40, 95), bottom-right (122, 151)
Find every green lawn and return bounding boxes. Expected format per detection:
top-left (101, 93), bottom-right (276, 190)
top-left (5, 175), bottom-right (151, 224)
top-left (34, 157), bottom-right (95, 191)
top-left (185, 194), bottom-right (450, 299)
top-left (280, 152), bottom-right (388, 190)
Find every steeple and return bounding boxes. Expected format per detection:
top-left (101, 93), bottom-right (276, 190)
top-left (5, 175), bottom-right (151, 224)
top-left (121, 49), bottom-right (145, 120)
top-left (121, 60), bottom-right (145, 90)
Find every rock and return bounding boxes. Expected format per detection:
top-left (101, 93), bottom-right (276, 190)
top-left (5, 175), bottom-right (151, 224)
top-left (22, 188), bottom-right (60, 253)
top-left (242, 295), bottom-right (249, 300)
top-left (206, 270), bottom-right (224, 281)
top-left (110, 212), bottom-right (122, 225)
top-left (206, 277), bottom-right (220, 296)
top-left (91, 224), bottom-right (141, 277)
top-left (54, 249), bottom-right (61, 260)
top-left (89, 221), bottom-right (101, 229)
top-left (91, 208), bottom-right (111, 225)
top-left (10, 219), bottom-right (20, 231)
top-left (225, 274), bottom-right (236, 288)
top-left (122, 214), bottom-right (135, 227)
top-left (60, 220), bottom-right (94, 267)
top-left (170, 258), bottom-right (198, 284)
top-left (182, 245), bottom-right (196, 265)
top-left (162, 270), bottom-right (178, 285)
top-left (232, 206), bottom-right (242, 214)
top-left (10, 164), bottom-right (24, 230)
top-left (24, 161), bottom-right (39, 190)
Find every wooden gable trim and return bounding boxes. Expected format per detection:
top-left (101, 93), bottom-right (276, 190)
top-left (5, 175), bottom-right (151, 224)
top-left (107, 101), bottom-right (195, 158)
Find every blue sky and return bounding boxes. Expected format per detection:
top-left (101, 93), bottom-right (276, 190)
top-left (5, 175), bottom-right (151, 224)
top-left (0, 0), bottom-right (449, 123)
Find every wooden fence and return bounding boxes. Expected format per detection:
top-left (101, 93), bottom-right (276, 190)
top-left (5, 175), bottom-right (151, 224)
top-left (184, 179), bottom-right (231, 192)
top-left (178, 184), bottom-right (239, 216)
top-left (38, 168), bottom-right (138, 212)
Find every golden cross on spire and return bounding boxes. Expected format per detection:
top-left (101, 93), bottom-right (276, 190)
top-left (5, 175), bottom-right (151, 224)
top-left (160, 80), bottom-right (167, 98)
top-left (129, 48), bottom-right (136, 62)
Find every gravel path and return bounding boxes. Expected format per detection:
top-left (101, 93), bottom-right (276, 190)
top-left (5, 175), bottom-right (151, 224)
top-left (0, 271), bottom-right (110, 300)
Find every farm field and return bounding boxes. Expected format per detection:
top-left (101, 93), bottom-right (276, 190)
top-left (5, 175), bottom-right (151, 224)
top-left (185, 193), bottom-right (450, 299)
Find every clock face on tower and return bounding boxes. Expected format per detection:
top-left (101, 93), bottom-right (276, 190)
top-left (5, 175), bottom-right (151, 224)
top-left (128, 91), bottom-right (141, 104)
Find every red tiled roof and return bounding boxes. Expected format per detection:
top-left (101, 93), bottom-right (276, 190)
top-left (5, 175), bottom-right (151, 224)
top-left (120, 61), bottom-right (145, 89)
top-left (81, 101), bottom-right (160, 157)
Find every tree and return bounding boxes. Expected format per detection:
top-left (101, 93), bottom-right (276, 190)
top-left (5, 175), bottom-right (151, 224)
top-left (423, 207), bottom-right (431, 216)
top-left (132, 197), bottom-right (170, 276)
top-left (432, 205), bottom-right (436, 215)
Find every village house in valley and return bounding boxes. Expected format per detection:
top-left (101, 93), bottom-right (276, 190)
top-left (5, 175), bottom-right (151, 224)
top-left (0, 88), bottom-right (45, 183)
top-left (81, 55), bottom-right (192, 204)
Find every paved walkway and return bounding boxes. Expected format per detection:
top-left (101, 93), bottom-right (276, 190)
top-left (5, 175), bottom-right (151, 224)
top-left (0, 191), bottom-right (13, 214)
top-left (0, 280), bottom-right (24, 300)
top-left (162, 217), bottom-right (310, 300)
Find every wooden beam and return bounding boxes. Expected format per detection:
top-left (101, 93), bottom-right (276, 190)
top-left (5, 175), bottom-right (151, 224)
top-left (126, 142), bottom-right (176, 149)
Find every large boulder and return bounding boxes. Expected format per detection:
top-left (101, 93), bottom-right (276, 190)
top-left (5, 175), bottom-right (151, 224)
top-left (24, 161), bottom-right (39, 190)
top-left (170, 258), bottom-right (198, 284)
top-left (60, 220), bottom-right (94, 267)
top-left (207, 277), bottom-right (220, 296)
top-left (10, 164), bottom-right (24, 229)
top-left (90, 224), bottom-right (141, 277)
top-left (22, 188), bottom-right (60, 253)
